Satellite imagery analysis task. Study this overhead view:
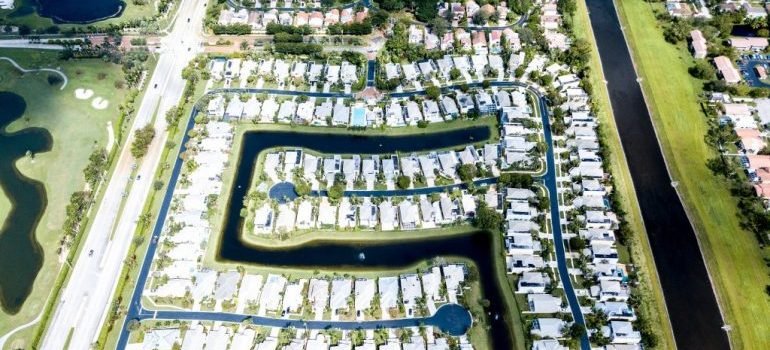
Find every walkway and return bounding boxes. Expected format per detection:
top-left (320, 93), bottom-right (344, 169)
top-left (117, 79), bottom-right (589, 349)
top-left (0, 56), bottom-right (68, 90)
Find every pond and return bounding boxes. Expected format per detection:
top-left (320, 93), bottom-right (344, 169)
top-left (215, 128), bottom-right (517, 348)
top-left (31, 0), bottom-right (125, 24)
top-left (0, 91), bottom-right (52, 314)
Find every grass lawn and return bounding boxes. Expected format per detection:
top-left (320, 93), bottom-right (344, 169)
top-left (614, 0), bottom-right (770, 348)
top-left (0, 49), bottom-right (128, 348)
top-left (570, 1), bottom-right (677, 349)
top-left (0, 0), bottom-right (156, 30)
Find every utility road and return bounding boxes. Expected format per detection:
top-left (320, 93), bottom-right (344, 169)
top-left (40, 0), bottom-right (208, 348)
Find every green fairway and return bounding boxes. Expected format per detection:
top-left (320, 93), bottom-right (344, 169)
top-left (571, 1), bottom-right (677, 349)
top-left (614, 0), bottom-right (770, 348)
top-left (0, 49), bottom-right (128, 348)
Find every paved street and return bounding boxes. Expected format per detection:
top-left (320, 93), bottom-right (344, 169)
top-left (40, 0), bottom-right (208, 348)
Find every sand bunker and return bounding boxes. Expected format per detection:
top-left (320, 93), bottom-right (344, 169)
top-left (91, 97), bottom-right (109, 110)
top-left (75, 88), bottom-right (94, 100)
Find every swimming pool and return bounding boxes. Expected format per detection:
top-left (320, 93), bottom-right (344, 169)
top-left (351, 107), bottom-right (367, 127)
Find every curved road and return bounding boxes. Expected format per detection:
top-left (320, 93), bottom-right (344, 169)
top-left (116, 79), bottom-right (589, 349)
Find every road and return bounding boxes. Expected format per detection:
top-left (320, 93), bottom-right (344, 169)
top-left (40, 0), bottom-right (208, 348)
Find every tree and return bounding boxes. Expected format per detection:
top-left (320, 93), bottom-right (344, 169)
top-left (425, 86), bottom-right (441, 100)
top-left (689, 59), bottom-right (716, 80)
top-left (449, 68), bottom-right (462, 80)
top-left (327, 182), bottom-right (345, 201)
top-left (473, 205), bottom-right (502, 231)
top-left (131, 124), bottom-right (156, 159)
top-left (396, 175), bottom-right (411, 189)
top-left (429, 17), bottom-right (449, 38)
top-left (457, 164), bottom-right (478, 182)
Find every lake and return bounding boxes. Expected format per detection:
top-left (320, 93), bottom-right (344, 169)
top-left (31, 0), bottom-right (125, 24)
top-left (215, 128), bottom-right (517, 348)
top-left (0, 91), bottom-right (52, 314)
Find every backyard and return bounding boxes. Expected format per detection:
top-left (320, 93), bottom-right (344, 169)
top-left (614, 0), bottom-right (770, 348)
top-left (0, 48), bottom-right (128, 348)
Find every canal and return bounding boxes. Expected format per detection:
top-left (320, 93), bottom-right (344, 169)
top-left (584, 1), bottom-right (730, 348)
top-left (0, 92), bottom-right (51, 314)
top-left (215, 128), bottom-right (517, 349)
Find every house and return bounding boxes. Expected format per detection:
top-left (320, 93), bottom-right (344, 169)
top-left (730, 37), bottom-right (769, 52)
top-left (340, 61), bottom-right (357, 84)
top-left (596, 301), bottom-right (636, 321)
top-left (207, 95), bottom-right (225, 118)
top-left (282, 279), bottom-right (307, 314)
top-left (384, 63), bottom-right (400, 81)
top-left (308, 63), bottom-right (324, 82)
top-left (737, 128), bottom-right (766, 154)
top-left (386, 101), bottom-right (405, 127)
top-left (243, 96), bottom-right (261, 119)
top-left (294, 11), bottom-right (309, 26)
top-left (314, 101), bottom-right (333, 123)
top-left (338, 198), bottom-right (357, 228)
top-left (359, 198), bottom-right (378, 228)
top-left (398, 200), bottom-right (419, 230)
top-left (422, 100), bottom-right (442, 122)
top-left (440, 95), bottom-right (460, 118)
top-left (608, 321), bottom-right (642, 344)
top-left (309, 11), bottom-right (324, 28)
top-left (332, 102), bottom-right (350, 126)
top-left (295, 100), bottom-right (315, 124)
top-left (475, 91), bottom-right (496, 114)
top-left (528, 294), bottom-right (562, 313)
top-left (517, 272), bottom-right (548, 294)
top-left (531, 318), bottom-right (565, 339)
top-left (317, 198), bottom-right (337, 227)
top-left (354, 278), bottom-right (376, 317)
top-left (714, 56), bottom-right (741, 84)
top-left (402, 62), bottom-right (419, 81)
top-left (400, 274), bottom-right (423, 317)
top-left (340, 8), bottom-right (353, 23)
top-left (326, 65), bottom-right (341, 83)
top-left (405, 101), bottom-right (423, 125)
top-left (308, 279), bottom-right (330, 315)
top-left (225, 58), bottom-right (242, 79)
top-left (324, 9), bottom-right (340, 26)
top-left (472, 31), bottom-right (487, 52)
top-left (253, 203), bottom-right (274, 234)
top-left (143, 328), bottom-right (180, 350)
top-left (456, 92), bottom-right (475, 113)
top-left (532, 340), bottom-right (568, 350)
top-left (408, 25), bottom-right (423, 44)
top-left (689, 30), bottom-right (707, 59)
top-left (277, 100), bottom-right (296, 122)
top-left (378, 276), bottom-right (399, 312)
top-left (296, 200), bottom-right (315, 229)
top-left (418, 60), bottom-right (435, 77)
top-left (379, 200), bottom-right (397, 231)
top-left (330, 278), bottom-right (353, 314)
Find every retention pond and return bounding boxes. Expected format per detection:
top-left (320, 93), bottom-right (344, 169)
top-left (216, 128), bottom-right (517, 348)
top-left (585, 1), bottom-right (730, 348)
top-left (0, 91), bottom-right (51, 314)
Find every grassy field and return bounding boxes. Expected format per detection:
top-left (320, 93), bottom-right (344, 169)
top-left (0, 49), bottom-right (128, 348)
top-left (570, 1), bottom-right (677, 349)
top-left (614, 0), bottom-right (770, 348)
top-left (0, 0), bottom-right (156, 30)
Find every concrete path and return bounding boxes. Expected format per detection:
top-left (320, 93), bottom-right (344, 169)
top-left (0, 56), bottom-right (68, 90)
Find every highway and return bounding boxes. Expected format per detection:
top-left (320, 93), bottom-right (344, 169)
top-left (39, 0), bottom-right (208, 348)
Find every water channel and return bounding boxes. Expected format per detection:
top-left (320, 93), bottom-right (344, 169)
top-left (215, 128), bottom-right (516, 348)
top-left (0, 91), bottom-right (51, 314)
top-left (585, 1), bottom-right (730, 348)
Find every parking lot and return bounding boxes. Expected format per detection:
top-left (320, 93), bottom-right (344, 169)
top-left (738, 54), bottom-right (770, 88)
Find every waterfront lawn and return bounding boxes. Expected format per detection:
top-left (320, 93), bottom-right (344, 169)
top-left (0, 49), bottom-right (128, 346)
top-left (570, 1), bottom-right (677, 349)
top-left (614, 0), bottom-right (770, 347)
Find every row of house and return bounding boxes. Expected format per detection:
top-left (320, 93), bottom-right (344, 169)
top-left (136, 322), bottom-right (474, 350)
top-left (209, 58), bottom-right (359, 86)
top-left (437, 1), bottom-right (513, 27)
top-left (404, 25), bottom-right (521, 54)
top-left (553, 47), bottom-right (644, 348)
top-left (218, 7), bottom-right (368, 32)
top-left (255, 193), bottom-right (480, 233)
top-left (147, 122), bottom-right (234, 302)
